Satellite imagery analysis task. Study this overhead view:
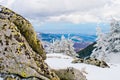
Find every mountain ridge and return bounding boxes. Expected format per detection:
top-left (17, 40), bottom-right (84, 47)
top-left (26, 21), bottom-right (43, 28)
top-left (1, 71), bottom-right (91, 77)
top-left (38, 33), bottom-right (96, 43)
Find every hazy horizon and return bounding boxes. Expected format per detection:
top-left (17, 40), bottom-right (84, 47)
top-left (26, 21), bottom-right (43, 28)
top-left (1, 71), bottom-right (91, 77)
top-left (35, 22), bottom-right (110, 34)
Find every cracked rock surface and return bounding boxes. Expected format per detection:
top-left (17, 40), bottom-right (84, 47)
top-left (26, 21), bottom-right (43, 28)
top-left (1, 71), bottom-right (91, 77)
top-left (0, 5), bottom-right (59, 80)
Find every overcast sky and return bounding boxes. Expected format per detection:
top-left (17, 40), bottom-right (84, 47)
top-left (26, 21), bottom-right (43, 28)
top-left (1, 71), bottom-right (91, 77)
top-left (0, 0), bottom-right (119, 34)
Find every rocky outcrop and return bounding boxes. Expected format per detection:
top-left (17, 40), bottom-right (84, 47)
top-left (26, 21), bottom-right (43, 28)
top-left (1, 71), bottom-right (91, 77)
top-left (0, 5), bottom-right (46, 59)
top-left (53, 67), bottom-right (87, 80)
top-left (72, 57), bottom-right (110, 68)
top-left (0, 5), bottom-right (59, 80)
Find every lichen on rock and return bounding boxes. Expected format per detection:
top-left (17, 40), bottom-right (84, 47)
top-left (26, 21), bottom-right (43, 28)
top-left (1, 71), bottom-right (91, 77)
top-left (53, 67), bottom-right (87, 80)
top-left (72, 57), bottom-right (110, 68)
top-left (0, 5), bottom-right (59, 80)
top-left (0, 5), bottom-right (46, 59)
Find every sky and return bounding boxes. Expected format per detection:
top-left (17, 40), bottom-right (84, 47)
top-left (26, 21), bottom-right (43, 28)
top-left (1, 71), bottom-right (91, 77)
top-left (0, 0), bottom-right (120, 34)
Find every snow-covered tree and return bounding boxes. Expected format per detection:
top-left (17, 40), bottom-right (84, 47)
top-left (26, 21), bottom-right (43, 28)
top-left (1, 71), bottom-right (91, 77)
top-left (60, 35), bottom-right (76, 57)
top-left (91, 19), bottom-right (120, 63)
top-left (44, 35), bottom-right (77, 57)
top-left (91, 26), bottom-right (108, 61)
top-left (107, 19), bottom-right (120, 53)
top-left (105, 19), bottom-right (120, 63)
top-left (43, 41), bottom-right (54, 53)
top-left (53, 39), bottom-right (61, 53)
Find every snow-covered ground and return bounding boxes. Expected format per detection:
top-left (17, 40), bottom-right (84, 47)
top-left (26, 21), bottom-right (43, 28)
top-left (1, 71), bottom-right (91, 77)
top-left (45, 53), bottom-right (120, 80)
top-left (0, 78), bottom-right (3, 80)
top-left (0, 53), bottom-right (120, 80)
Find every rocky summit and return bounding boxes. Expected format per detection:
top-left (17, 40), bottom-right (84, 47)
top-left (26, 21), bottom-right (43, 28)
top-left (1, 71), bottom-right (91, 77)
top-left (0, 5), bottom-right (59, 80)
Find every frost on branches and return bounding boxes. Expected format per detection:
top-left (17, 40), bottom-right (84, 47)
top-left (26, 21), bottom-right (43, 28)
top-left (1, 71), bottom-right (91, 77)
top-left (91, 26), bottom-right (108, 61)
top-left (107, 19), bottom-right (120, 53)
top-left (45, 35), bottom-right (77, 57)
top-left (106, 19), bottom-right (120, 63)
top-left (91, 19), bottom-right (120, 63)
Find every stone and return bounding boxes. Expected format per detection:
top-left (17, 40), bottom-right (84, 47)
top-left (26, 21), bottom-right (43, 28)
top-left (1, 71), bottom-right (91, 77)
top-left (0, 5), bottom-right (59, 80)
top-left (53, 67), bottom-right (87, 80)
top-left (72, 57), bottom-right (110, 68)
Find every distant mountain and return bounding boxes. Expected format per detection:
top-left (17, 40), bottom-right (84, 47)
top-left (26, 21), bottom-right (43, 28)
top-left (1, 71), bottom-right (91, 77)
top-left (37, 33), bottom-right (96, 52)
top-left (38, 33), bottom-right (96, 43)
top-left (73, 42), bottom-right (92, 52)
top-left (77, 42), bottom-right (96, 58)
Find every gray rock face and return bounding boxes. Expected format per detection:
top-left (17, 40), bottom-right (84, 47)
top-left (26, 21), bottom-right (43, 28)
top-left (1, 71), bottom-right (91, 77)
top-left (0, 5), bottom-right (59, 80)
top-left (72, 57), bottom-right (110, 68)
top-left (53, 67), bottom-right (87, 80)
top-left (0, 73), bottom-right (41, 80)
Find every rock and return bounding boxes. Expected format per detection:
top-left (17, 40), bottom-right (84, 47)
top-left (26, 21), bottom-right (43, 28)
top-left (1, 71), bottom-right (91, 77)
top-left (53, 67), bottom-right (87, 80)
top-left (0, 73), bottom-right (41, 80)
top-left (0, 5), bottom-right (59, 80)
top-left (72, 57), bottom-right (110, 68)
top-left (0, 5), bottom-right (46, 59)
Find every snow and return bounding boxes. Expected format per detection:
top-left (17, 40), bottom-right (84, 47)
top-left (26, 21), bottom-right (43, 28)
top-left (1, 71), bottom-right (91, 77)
top-left (47, 53), bottom-right (72, 59)
top-left (90, 20), bottom-right (120, 63)
top-left (44, 35), bottom-right (76, 57)
top-left (45, 53), bottom-right (120, 80)
top-left (108, 53), bottom-right (120, 64)
top-left (91, 26), bottom-right (108, 61)
top-left (0, 78), bottom-right (3, 80)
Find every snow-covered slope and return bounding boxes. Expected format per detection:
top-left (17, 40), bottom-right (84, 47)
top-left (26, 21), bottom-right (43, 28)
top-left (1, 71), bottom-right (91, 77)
top-left (45, 53), bottom-right (120, 80)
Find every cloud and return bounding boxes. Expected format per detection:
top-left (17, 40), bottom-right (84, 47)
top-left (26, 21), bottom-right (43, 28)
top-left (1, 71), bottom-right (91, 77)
top-left (0, 0), bottom-right (15, 7)
top-left (47, 13), bottom-right (101, 24)
top-left (0, 0), bottom-right (120, 24)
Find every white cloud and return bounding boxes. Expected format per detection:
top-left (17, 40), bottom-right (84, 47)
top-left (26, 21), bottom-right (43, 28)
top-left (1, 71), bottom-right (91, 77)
top-left (47, 14), bottom-right (100, 24)
top-left (0, 0), bottom-right (15, 8)
top-left (0, 0), bottom-right (120, 24)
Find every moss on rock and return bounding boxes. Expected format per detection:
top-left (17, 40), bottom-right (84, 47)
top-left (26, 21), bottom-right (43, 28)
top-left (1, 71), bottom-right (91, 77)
top-left (0, 5), bottom-right (60, 80)
top-left (53, 67), bottom-right (87, 80)
top-left (72, 57), bottom-right (110, 68)
top-left (0, 5), bottom-right (46, 59)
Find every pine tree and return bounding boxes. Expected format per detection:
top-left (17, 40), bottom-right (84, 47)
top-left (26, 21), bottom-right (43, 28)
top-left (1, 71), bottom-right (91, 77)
top-left (91, 26), bottom-right (107, 61)
top-left (45, 35), bottom-right (77, 57)
top-left (91, 19), bottom-right (120, 63)
top-left (59, 35), bottom-right (77, 57)
top-left (105, 19), bottom-right (120, 63)
top-left (107, 19), bottom-right (120, 53)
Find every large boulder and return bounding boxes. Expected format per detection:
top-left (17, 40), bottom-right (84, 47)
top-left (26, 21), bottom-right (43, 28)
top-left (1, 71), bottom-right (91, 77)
top-left (53, 67), bottom-right (87, 80)
top-left (0, 5), bottom-right (59, 80)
